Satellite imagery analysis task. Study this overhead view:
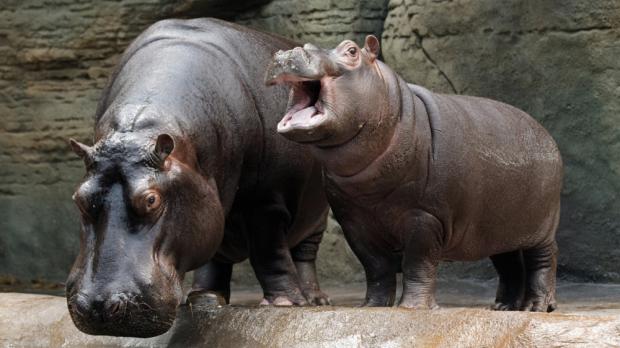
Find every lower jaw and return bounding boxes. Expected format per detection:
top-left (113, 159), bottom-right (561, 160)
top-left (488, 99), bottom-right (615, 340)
top-left (278, 127), bottom-right (331, 144)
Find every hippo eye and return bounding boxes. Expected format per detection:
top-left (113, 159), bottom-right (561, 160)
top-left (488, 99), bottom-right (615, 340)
top-left (73, 192), bottom-right (97, 221)
top-left (347, 47), bottom-right (357, 56)
top-left (144, 191), bottom-right (162, 213)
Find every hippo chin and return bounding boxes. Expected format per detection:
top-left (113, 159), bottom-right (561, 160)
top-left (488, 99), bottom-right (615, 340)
top-left (66, 18), bottom-right (329, 338)
top-left (266, 36), bottom-right (563, 312)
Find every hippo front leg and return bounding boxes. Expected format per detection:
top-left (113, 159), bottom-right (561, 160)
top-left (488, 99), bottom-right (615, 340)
top-left (362, 260), bottom-right (398, 306)
top-left (341, 223), bottom-right (398, 306)
top-left (188, 260), bottom-right (232, 305)
top-left (291, 227), bottom-right (331, 305)
top-left (248, 205), bottom-right (308, 306)
top-left (398, 213), bottom-right (443, 309)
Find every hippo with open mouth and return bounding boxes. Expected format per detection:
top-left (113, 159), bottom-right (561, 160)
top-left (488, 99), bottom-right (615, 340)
top-left (265, 36), bottom-right (563, 312)
top-left (66, 18), bottom-right (330, 338)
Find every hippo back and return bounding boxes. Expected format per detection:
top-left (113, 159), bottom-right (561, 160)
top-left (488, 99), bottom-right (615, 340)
top-left (93, 18), bottom-right (306, 212)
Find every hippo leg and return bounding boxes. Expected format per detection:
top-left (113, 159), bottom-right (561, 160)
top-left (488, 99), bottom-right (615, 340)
top-left (360, 256), bottom-right (398, 307)
top-left (398, 256), bottom-right (440, 309)
top-left (490, 250), bottom-right (526, 310)
top-left (291, 226), bottom-right (331, 306)
top-left (398, 214), bottom-right (442, 309)
top-left (342, 225), bottom-right (397, 306)
top-left (521, 241), bottom-right (558, 312)
top-left (248, 205), bottom-right (308, 306)
top-left (188, 260), bottom-right (233, 304)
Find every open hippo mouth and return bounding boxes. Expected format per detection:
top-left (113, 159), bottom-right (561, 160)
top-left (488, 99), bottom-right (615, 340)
top-left (265, 48), bottom-right (337, 143)
top-left (279, 79), bottom-right (329, 137)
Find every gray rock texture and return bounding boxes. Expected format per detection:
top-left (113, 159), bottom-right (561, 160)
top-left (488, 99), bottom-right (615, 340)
top-left (1, 0), bottom-right (619, 286)
top-left (2, 289), bottom-right (620, 347)
top-left (235, 0), bottom-right (388, 47)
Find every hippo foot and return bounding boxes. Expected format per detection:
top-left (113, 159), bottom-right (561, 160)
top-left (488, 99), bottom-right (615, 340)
top-left (359, 297), bottom-right (395, 307)
top-left (302, 289), bottom-right (331, 306)
top-left (491, 294), bottom-right (522, 311)
top-left (185, 290), bottom-right (227, 307)
top-left (398, 304), bottom-right (440, 310)
top-left (521, 296), bottom-right (557, 312)
top-left (491, 301), bottom-right (521, 311)
top-left (259, 293), bottom-right (308, 306)
top-left (398, 299), bottom-right (439, 310)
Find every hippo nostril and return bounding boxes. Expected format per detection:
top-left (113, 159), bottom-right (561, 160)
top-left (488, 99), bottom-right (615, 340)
top-left (72, 293), bottom-right (91, 317)
top-left (107, 300), bottom-right (121, 317)
top-left (105, 293), bottom-right (129, 319)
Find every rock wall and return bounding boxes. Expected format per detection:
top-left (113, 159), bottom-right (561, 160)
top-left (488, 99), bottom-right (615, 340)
top-left (1, 0), bottom-right (619, 285)
top-left (235, 0), bottom-right (388, 47)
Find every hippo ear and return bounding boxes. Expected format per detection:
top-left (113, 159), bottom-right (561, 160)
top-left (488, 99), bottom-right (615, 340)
top-left (69, 138), bottom-right (93, 165)
top-left (364, 35), bottom-right (380, 60)
top-left (154, 134), bottom-right (175, 164)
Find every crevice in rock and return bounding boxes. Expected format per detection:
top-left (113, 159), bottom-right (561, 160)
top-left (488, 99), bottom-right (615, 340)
top-left (413, 31), bottom-right (458, 94)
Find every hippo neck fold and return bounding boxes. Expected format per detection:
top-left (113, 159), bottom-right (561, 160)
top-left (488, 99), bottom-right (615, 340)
top-left (312, 62), bottom-right (424, 181)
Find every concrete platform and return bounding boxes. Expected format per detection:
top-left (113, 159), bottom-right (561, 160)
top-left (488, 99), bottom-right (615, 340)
top-left (2, 281), bottom-right (620, 347)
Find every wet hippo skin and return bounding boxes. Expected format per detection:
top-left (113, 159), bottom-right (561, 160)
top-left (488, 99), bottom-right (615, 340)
top-left (66, 18), bottom-right (330, 338)
top-left (265, 36), bottom-right (563, 312)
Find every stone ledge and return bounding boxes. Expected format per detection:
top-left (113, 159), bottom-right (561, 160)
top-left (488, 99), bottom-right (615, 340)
top-left (1, 292), bottom-right (620, 347)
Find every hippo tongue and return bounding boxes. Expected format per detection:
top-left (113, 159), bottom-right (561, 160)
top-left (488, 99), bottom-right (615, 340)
top-left (282, 105), bottom-right (322, 128)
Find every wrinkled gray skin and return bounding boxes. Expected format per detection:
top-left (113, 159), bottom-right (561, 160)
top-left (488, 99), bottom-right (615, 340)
top-left (66, 18), bottom-right (330, 338)
top-left (266, 36), bottom-right (562, 312)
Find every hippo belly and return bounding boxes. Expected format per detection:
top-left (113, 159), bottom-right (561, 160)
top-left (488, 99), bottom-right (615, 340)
top-left (411, 87), bottom-right (563, 261)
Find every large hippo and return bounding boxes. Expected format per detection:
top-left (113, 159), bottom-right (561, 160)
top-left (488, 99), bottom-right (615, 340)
top-left (265, 36), bottom-right (562, 312)
top-left (66, 18), bottom-right (329, 338)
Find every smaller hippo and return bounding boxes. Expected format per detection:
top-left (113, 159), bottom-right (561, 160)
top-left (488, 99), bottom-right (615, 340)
top-left (265, 36), bottom-right (563, 312)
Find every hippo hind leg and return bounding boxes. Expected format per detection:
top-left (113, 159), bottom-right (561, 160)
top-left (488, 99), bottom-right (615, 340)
top-left (490, 250), bottom-right (526, 310)
top-left (521, 241), bottom-right (558, 312)
top-left (291, 220), bottom-right (331, 305)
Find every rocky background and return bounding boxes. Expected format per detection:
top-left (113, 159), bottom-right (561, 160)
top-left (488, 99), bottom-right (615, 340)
top-left (1, 0), bottom-right (618, 288)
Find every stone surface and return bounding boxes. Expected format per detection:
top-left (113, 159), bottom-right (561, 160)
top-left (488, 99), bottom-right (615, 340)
top-left (381, 0), bottom-right (620, 281)
top-left (2, 281), bottom-right (620, 347)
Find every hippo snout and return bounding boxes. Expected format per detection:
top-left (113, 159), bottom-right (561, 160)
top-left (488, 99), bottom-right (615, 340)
top-left (265, 46), bottom-right (338, 85)
top-left (70, 292), bottom-right (132, 324)
top-left (67, 280), bottom-right (178, 337)
top-left (68, 291), bottom-right (176, 337)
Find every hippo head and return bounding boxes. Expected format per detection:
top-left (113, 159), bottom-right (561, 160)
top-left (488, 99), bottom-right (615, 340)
top-left (265, 35), bottom-right (386, 147)
top-left (65, 130), bottom-right (224, 337)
